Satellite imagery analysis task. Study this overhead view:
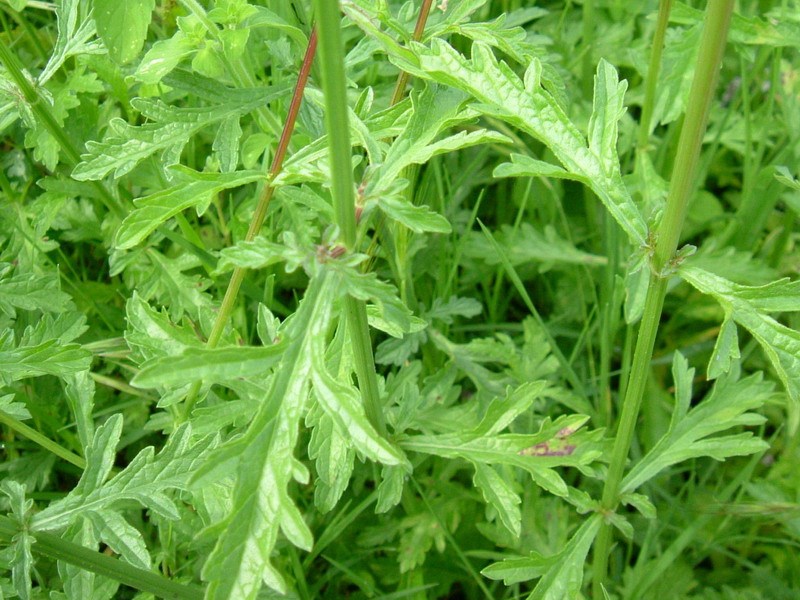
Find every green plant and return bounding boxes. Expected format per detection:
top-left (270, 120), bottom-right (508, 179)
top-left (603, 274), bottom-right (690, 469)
top-left (1, 1), bottom-right (799, 599)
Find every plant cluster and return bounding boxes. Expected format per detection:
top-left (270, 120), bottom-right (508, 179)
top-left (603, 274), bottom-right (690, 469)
top-left (1, 0), bottom-right (799, 599)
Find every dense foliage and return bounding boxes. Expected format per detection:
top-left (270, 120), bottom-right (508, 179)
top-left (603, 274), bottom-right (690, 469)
top-left (1, 0), bottom-right (799, 598)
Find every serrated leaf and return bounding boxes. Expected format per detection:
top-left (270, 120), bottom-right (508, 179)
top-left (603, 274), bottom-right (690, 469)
top-left (363, 37), bottom-right (647, 245)
top-left (472, 462), bottom-right (521, 537)
top-left (379, 193), bottom-right (451, 234)
top-left (93, 0), bottom-right (155, 65)
top-left (0, 336), bottom-right (92, 385)
top-left (680, 265), bottom-right (800, 410)
top-left (72, 86), bottom-right (287, 180)
top-left (124, 292), bottom-right (204, 362)
top-left (310, 357), bottom-right (407, 466)
top-left (39, 0), bottom-right (104, 85)
top-left (115, 168), bottom-right (266, 249)
top-left (202, 274), bottom-right (334, 599)
top-left (472, 381), bottom-right (549, 436)
top-left (85, 509), bottom-right (150, 569)
top-left (308, 410), bottom-right (354, 513)
top-left (132, 341), bottom-right (288, 388)
top-left (481, 551), bottom-right (559, 585)
top-left (402, 413), bottom-right (592, 497)
top-left (482, 514), bottom-right (601, 598)
top-left (376, 464), bottom-right (406, 513)
top-left (621, 354), bottom-right (771, 494)
top-left (32, 421), bottom-right (209, 532)
top-left (0, 270), bottom-right (73, 317)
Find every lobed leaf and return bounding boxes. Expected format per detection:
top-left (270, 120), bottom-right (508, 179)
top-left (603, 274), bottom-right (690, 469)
top-left (115, 167), bottom-right (266, 249)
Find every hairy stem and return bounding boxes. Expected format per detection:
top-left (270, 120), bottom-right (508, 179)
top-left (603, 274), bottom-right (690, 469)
top-left (313, 0), bottom-right (387, 437)
top-left (592, 1), bottom-right (734, 595)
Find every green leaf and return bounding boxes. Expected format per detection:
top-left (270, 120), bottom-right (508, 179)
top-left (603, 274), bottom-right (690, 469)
top-left (620, 353), bottom-right (771, 494)
top-left (307, 409), bottom-right (354, 512)
top-left (115, 168), bottom-right (266, 249)
top-left (39, 0), bottom-right (104, 85)
top-left (0, 269), bottom-right (73, 317)
top-left (310, 352), bottom-right (408, 466)
top-left (472, 462), bottom-right (521, 537)
top-left (680, 265), bottom-right (800, 410)
top-left (93, 0), bottom-right (155, 65)
top-left (0, 334), bottom-right (91, 385)
top-left (367, 38), bottom-right (647, 245)
top-left (482, 514), bottom-right (601, 598)
top-left (72, 86), bottom-right (287, 181)
top-left (376, 464), bottom-right (406, 513)
top-left (481, 551), bottom-right (559, 585)
top-left (84, 509), bottom-right (150, 569)
top-left (402, 412), bottom-right (594, 498)
top-left (132, 341), bottom-right (288, 388)
top-left (124, 292), bottom-right (204, 363)
top-left (465, 223), bottom-right (606, 269)
top-left (202, 274), bottom-right (334, 598)
top-left (32, 418), bottom-right (210, 532)
top-left (134, 31), bottom-right (196, 84)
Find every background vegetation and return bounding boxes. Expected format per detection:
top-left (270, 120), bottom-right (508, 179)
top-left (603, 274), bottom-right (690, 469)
top-left (1, 0), bottom-right (799, 598)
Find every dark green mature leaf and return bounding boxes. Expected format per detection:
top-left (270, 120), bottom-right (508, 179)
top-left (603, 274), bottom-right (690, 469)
top-left (115, 167), bottom-right (266, 249)
top-left (93, 0), bottom-right (155, 65)
top-left (620, 353), bottom-right (771, 494)
top-left (72, 86), bottom-right (287, 181)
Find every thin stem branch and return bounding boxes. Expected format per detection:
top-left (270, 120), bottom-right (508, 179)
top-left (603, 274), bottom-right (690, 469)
top-left (182, 28), bottom-right (318, 420)
top-left (313, 0), bottom-right (387, 437)
top-left (0, 516), bottom-right (204, 600)
top-left (636, 0), bottom-right (673, 154)
top-left (592, 1), bottom-right (734, 595)
top-left (389, 0), bottom-right (434, 105)
top-left (0, 410), bottom-right (85, 469)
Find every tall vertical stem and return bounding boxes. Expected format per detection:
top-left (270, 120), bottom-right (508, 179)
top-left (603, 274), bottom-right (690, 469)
top-left (313, 0), bottom-right (387, 437)
top-left (592, 1), bottom-right (734, 596)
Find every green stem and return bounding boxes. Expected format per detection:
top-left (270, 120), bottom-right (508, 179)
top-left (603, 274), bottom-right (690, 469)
top-left (592, 1), bottom-right (734, 595)
top-left (182, 28), bottom-right (318, 420)
top-left (389, 0), bottom-right (434, 105)
top-left (636, 0), bottom-right (673, 155)
top-left (313, 0), bottom-right (387, 437)
top-left (0, 516), bottom-right (203, 600)
top-left (0, 410), bottom-right (85, 469)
